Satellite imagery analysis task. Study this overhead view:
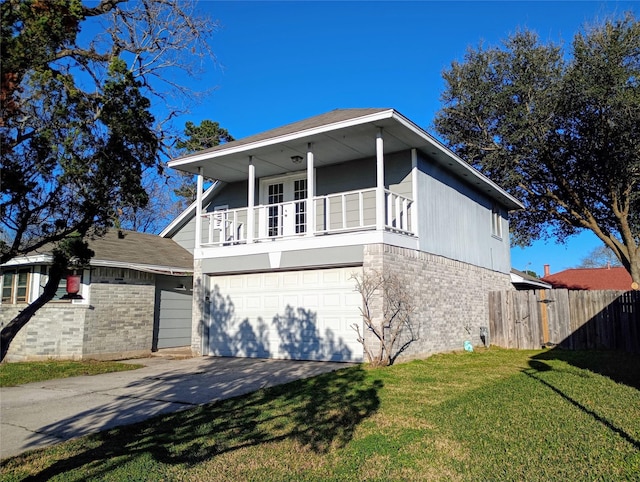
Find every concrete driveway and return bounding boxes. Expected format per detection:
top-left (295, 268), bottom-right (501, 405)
top-left (0, 356), bottom-right (349, 460)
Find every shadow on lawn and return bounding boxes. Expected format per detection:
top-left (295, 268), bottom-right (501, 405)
top-left (531, 348), bottom-right (640, 391)
top-left (524, 353), bottom-right (640, 451)
top-left (21, 365), bottom-right (381, 481)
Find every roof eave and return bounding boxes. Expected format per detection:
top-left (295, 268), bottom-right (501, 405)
top-left (160, 182), bottom-right (222, 238)
top-left (168, 109), bottom-right (396, 169)
top-left (390, 111), bottom-right (524, 211)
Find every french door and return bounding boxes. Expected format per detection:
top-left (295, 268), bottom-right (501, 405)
top-left (262, 176), bottom-right (307, 237)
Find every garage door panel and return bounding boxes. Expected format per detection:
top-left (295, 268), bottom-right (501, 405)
top-left (207, 267), bottom-right (363, 362)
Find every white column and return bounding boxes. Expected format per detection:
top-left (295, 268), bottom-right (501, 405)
top-left (247, 156), bottom-right (255, 244)
top-left (376, 128), bottom-right (385, 230)
top-left (195, 166), bottom-right (204, 250)
top-left (306, 143), bottom-right (315, 236)
top-left (411, 148), bottom-right (419, 244)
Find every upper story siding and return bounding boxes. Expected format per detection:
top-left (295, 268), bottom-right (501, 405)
top-left (165, 149), bottom-right (512, 274)
top-left (416, 153), bottom-right (511, 273)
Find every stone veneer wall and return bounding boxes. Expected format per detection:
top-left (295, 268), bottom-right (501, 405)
top-left (363, 244), bottom-right (514, 362)
top-left (2, 267), bottom-right (156, 361)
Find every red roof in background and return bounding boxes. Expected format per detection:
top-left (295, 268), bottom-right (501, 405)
top-left (541, 266), bottom-right (633, 291)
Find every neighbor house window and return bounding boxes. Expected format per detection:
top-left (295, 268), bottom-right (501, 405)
top-left (491, 204), bottom-right (502, 238)
top-left (1, 268), bottom-right (31, 304)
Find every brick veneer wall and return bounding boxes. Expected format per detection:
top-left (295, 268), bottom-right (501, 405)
top-left (363, 244), bottom-right (514, 362)
top-left (191, 259), bottom-right (205, 355)
top-left (1, 268), bottom-right (156, 361)
top-left (1, 304), bottom-right (87, 362)
top-left (83, 282), bottom-right (155, 360)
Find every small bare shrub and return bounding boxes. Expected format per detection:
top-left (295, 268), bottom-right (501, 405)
top-left (351, 270), bottom-right (418, 367)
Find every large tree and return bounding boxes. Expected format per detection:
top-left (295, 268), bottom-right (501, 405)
top-left (0, 0), bottom-right (216, 360)
top-left (434, 13), bottom-right (640, 284)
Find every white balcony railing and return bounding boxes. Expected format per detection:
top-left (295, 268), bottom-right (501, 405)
top-left (201, 188), bottom-right (413, 246)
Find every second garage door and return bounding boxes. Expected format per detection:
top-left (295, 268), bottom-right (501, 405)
top-left (206, 267), bottom-right (363, 362)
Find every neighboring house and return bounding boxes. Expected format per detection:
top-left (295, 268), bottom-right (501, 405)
top-left (1, 230), bottom-right (193, 361)
top-left (162, 108), bottom-right (524, 363)
top-left (510, 269), bottom-right (552, 290)
top-left (541, 264), bottom-right (634, 291)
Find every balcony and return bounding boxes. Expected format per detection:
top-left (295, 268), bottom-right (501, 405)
top-left (200, 188), bottom-right (414, 247)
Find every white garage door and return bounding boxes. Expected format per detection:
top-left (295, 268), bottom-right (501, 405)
top-left (207, 267), bottom-right (363, 362)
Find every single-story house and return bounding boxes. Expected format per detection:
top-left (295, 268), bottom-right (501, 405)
top-left (1, 230), bottom-right (194, 361)
top-left (541, 264), bottom-right (635, 290)
top-left (162, 108), bottom-right (524, 363)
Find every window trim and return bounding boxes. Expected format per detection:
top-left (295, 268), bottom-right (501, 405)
top-left (491, 203), bottom-right (503, 239)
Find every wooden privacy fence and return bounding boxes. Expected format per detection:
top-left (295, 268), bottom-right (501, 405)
top-left (488, 289), bottom-right (640, 353)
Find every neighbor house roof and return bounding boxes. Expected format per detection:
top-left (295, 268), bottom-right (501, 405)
top-left (3, 230), bottom-right (193, 275)
top-left (541, 266), bottom-right (633, 291)
top-left (510, 269), bottom-right (552, 290)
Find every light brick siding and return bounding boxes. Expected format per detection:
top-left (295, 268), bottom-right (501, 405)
top-left (363, 244), bottom-right (513, 362)
top-left (1, 304), bottom-right (87, 362)
top-left (191, 259), bottom-right (206, 355)
top-left (1, 268), bottom-right (156, 361)
top-left (83, 282), bottom-right (155, 360)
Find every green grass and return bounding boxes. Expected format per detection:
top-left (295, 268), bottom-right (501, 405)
top-left (0, 360), bottom-right (143, 387)
top-left (1, 348), bottom-right (639, 481)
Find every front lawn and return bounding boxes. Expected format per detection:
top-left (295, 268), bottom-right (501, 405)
top-left (0, 360), bottom-right (143, 387)
top-left (1, 349), bottom-right (638, 481)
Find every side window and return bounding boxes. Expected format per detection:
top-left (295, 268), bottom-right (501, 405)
top-left (491, 204), bottom-right (502, 239)
top-left (2, 271), bottom-right (14, 303)
top-left (1, 268), bottom-right (31, 304)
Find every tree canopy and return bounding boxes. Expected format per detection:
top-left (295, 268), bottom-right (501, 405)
top-left (578, 245), bottom-right (622, 268)
top-left (1, 0), bottom-right (216, 263)
top-left (172, 120), bottom-right (234, 207)
top-left (434, 13), bottom-right (640, 283)
top-left (0, 0), bottom-right (216, 360)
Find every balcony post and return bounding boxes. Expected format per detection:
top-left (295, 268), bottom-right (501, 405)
top-left (376, 128), bottom-right (385, 230)
top-left (195, 166), bottom-right (204, 250)
top-left (247, 156), bottom-right (255, 243)
top-left (306, 143), bottom-right (315, 236)
top-left (411, 148), bottom-right (419, 242)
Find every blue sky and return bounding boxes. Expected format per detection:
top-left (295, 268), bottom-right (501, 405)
top-left (176, 1), bottom-right (637, 277)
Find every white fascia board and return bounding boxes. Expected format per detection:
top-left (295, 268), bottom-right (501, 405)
top-left (160, 182), bottom-right (220, 238)
top-left (391, 112), bottom-right (524, 211)
top-left (195, 231), bottom-right (418, 260)
top-left (89, 259), bottom-right (193, 275)
top-left (1, 255), bottom-right (192, 276)
top-left (168, 109), bottom-right (396, 168)
top-left (2, 254), bottom-right (53, 267)
top-left (509, 272), bottom-right (552, 289)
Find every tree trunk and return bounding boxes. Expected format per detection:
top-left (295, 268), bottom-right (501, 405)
top-left (630, 258), bottom-right (640, 288)
top-left (0, 262), bottom-right (64, 362)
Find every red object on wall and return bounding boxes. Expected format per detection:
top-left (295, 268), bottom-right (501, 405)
top-left (66, 274), bottom-right (81, 295)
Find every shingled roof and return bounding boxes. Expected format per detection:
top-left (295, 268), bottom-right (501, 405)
top-left (541, 266), bottom-right (633, 291)
top-left (87, 230), bottom-right (193, 273)
top-left (6, 230), bottom-right (193, 274)
top-left (176, 108), bottom-right (391, 160)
